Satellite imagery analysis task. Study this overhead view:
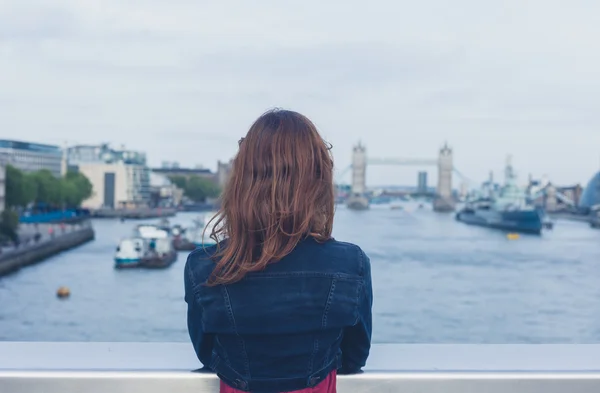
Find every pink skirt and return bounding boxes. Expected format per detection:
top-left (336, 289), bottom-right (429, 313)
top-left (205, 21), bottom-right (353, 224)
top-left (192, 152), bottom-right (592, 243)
top-left (220, 370), bottom-right (337, 393)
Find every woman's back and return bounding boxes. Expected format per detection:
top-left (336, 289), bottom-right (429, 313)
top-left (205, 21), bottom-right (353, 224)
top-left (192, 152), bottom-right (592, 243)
top-left (184, 109), bottom-right (373, 392)
top-left (185, 237), bottom-right (372, 392)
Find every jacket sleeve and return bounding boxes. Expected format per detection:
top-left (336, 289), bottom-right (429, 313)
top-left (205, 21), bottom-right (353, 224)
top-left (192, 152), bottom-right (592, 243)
top-left (184, 256), bottom-right (214, 369)
top-left (339, 249), bottom-right (373, 374)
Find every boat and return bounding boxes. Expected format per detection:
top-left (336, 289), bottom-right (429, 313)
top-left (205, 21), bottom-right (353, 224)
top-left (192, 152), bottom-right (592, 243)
top-left (134, 223), bottom-right (171, 239)
top-left (114, 238), bottom-right (146, 268)
top-left (156, 218), bottom-right (171, 232)
top-left (390, 203), bottom-right (404, 210)
top-left (120, 223), bottom-right (178, 268)
top-left (140, 237), bottom-right (177, 268)
top-left (185, 212), bottom-right (220, 248)
top-left (171, 224), bottom-right (196, 251)
top-left (455, 157), bottom-right (546, 235)
top-left (390, 196), bottom-right (426, 212)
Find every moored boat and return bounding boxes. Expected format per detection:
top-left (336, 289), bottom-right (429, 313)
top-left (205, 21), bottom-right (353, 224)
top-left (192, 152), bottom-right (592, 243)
top-left (140, 237), bottom-right (177, 268)
top-left (114, 238), bottom-right (146, 268)
top-left (456, 157), bottom-right (546, 235)
top-left (186, 212), bottom-right (219, 248)
top-left (171, 224), bottom-right (196, 251)
top-left (114, 223), bottom-right (178, 269)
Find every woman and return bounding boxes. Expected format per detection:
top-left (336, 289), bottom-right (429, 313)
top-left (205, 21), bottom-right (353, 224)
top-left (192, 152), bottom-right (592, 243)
top-left (184, 109), bottom-right (373, 393)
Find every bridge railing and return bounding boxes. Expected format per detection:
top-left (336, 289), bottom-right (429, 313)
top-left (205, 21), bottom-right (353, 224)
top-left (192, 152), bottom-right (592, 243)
top-left (2, 343), bottom-right (600, 392)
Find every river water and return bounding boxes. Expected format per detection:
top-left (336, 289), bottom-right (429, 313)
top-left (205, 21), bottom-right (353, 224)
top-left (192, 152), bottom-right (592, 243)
top-left (1, 207), bottom-right (600, 343)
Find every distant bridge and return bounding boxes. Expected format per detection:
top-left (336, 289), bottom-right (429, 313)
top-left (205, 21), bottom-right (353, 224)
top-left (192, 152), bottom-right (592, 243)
top-left (336, 165), bottom-right (472, 185)
top-left (342, 142), bottom-right (456, 211)
top-left (336, 144), bottom-right (471, 211)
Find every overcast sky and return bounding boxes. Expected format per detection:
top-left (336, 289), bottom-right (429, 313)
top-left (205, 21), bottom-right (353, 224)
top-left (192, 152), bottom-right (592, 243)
top-left (1, 0), bottom-right (599, 187)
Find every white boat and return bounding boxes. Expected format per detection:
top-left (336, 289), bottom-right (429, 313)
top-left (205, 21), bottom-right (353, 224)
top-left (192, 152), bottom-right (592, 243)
top-left (186, 212), bottom-right (220, 247)
top-left (152, 237), bottom-right (174, 255)
top-left (133, 224), bottom-right (170, 240)
top-left (114, 238), bottom-right (146, 268)
top-left (142, 236), bottom-right (178, 268)
top-left (389, 198), bottom-right (427, 212)
top-left (115, 223), bottom-right (178, 269)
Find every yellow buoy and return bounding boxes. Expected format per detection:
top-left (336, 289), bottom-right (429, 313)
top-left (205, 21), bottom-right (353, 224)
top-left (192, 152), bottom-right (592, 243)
top-left (56, 286), bottom-right (71, 299)
top-left (507, 233), bottom-right (520, 240)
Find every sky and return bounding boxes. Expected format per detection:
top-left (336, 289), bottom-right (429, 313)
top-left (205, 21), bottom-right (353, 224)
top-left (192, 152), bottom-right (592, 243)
top-left (1, 0), bottom-right (600, 187)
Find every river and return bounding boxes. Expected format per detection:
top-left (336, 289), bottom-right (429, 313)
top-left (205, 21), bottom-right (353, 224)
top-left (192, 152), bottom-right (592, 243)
top-left (1, 207), bottom-right (600, 343)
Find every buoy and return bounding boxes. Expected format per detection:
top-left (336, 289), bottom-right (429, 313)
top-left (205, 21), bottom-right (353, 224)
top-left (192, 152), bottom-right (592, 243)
top-left (507, 233), bottom-right (520, 240)
top-left (56, 287), bottom-right (71, 299)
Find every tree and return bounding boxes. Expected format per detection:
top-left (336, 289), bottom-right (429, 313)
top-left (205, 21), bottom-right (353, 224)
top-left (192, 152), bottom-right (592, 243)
top-left (0, 210), bottom-right (19, 243)
top-left (5, 165), bottom-right (36, 208)
top-left (29, 170), bottom-right (62, 206)
top-left (63, 171), bottom-right (93, 207)
top-left (60, 178), bottom-right (80, 207)
top-left (169, 175), bottom-right (187, 190)
top-left (4, 166), bottom-right (93, 209)
top-left (169, 175), bottom-right (220, 202)
top-left (187, 176), bottom-right (220, 202)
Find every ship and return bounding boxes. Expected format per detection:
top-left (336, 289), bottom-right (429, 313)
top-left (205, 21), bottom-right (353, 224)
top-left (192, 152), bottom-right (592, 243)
top-left (114, 238), bottom-right (146, 268)
top-left (171, 224), bottom-right (196, 251)
top-left (114, 223), bottom-right (177, 269)
top-left (180, 212), bottom-right (220, 248)
top-left (455, 157), bottom-right (547, 235)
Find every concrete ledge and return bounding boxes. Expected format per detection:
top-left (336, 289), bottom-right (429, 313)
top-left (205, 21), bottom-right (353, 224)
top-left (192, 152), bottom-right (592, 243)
top-left (2, 343), bottom-right (600, 392)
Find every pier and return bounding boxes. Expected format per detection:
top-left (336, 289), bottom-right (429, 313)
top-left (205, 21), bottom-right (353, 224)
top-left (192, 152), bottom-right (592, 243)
top-left (0, 222), bottom-right (94, 277)
top-left (90, 207), bottom-right (176, 219)
top-left (1, 342), bottom-right (600, 392)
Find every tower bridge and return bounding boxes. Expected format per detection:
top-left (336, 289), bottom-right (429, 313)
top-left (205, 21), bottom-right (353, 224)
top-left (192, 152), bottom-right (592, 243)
top-left (345, 142), bottom-right (456, 212)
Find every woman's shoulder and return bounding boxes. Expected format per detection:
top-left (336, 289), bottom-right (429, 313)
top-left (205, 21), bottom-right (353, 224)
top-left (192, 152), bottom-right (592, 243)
top-left (323, 238), bottom-right (365, 253)
top-left (184, 244), bottom-right (220, 286)
top-left (304, 238), bottom-right (370, 276)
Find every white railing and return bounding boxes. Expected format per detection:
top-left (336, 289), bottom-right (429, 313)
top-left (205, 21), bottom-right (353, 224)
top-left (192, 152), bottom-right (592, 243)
top-left (2, 343), bottom-right (600, 392)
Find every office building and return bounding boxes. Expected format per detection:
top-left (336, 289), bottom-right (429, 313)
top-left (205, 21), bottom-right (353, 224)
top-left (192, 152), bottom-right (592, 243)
top-left (150, 172), bottom-right (183, 207)
top-left (217, 159), bottom-right (233, 188)
top-left (66, 144), bottom-right (150, 209)
top-left (0, 139), bottom-right (63, 177)
top-left (417, 171), bottom-right (428, 193)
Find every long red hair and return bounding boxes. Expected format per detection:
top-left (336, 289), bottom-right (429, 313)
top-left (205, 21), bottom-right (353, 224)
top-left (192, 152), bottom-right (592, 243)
top-left (206, 109), bottom-right (335, 285)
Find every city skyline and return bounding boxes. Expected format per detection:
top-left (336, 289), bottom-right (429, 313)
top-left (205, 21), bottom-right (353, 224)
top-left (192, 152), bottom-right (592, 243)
top-left (2, 1), bottom-right (600, 186)
top-left (0, 135), bottom-right (592, 190)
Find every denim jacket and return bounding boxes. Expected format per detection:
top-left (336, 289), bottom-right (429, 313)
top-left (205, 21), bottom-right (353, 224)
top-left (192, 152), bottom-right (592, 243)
top-left (184, 237), bottom-right (372, 393)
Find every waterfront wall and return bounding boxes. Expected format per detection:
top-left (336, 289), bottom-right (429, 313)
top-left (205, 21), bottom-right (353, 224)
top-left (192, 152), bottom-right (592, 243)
top-left (0, 226), bottom-right (95, 277)
top-left (19, 210), bottom-right (91, 224)
top-left (91, 207), bottom-right (176, 219)
top-left (2, 343), bottom-right (600, 392)
top-left (180, 203), bottom-right (219, 212)
top-left (548, 211), bottom-right (591, 223)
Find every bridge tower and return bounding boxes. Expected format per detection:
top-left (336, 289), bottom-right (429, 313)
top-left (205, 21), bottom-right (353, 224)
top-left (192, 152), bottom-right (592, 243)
top-left (433, 143), bottom-right (455, 212)
top-left (544, 184), bottom-right (558, 212)
top-left (346, 142), bottom-right (369, 210)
